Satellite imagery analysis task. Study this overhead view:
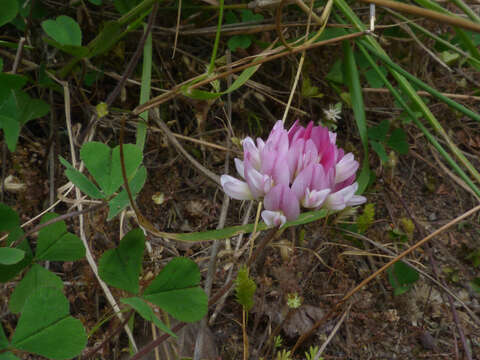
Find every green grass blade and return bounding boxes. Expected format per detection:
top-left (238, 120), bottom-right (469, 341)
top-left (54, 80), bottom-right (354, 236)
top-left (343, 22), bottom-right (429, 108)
top-left (448, 0), bottom-right (480, 23)
top-left (386, 9), bottom-right (480, 68)
top-left (207, 0), bottom-right (224, 75)
top-left (359, 41), bottom-right (480, 123)
top-left (413, 0), bottom-right (480, 60)
top-left (118, 0), bottom-right (158, 26)
top-left (358, 43), bottom-right (480, 197)
top-left (335, 0), bottom-right (480, 185)
top-left (136, 24), bottom-right (152, 150)
top-left (343, 40), bottom-right (370, 194)
top-left (361, 39), bottom-right (480, 185)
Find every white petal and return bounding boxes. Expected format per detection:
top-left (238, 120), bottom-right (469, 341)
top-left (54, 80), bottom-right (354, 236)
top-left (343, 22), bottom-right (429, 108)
top-left (346, 195), bottom-right (367, 207)
top-left (329, 131), bottom-right (337, 144)
top-left (335, 153), bottom-right (358, 183)
top-left (246, 167), bottom-right (272, 197)
top-left (261, 210), bottom-right (286, 227)
top-left (242, 137), bottom-right (261, 169)
top-left (341, 182), bottom-right (359, 203)
top-left (256, 138), bottom-right (265, 152)
top-left (324, 183), bottom-right (358, 210)
top-left (235, 158), bottom-right (245, 178)
top-left (324, 192), bottom-right (346, 211)
top-left (242, 136), bottom-right (256, 148)
top-left (302, 188), bottom-right (331, 208)
top-left (220, 175), bottom-right (253, 200)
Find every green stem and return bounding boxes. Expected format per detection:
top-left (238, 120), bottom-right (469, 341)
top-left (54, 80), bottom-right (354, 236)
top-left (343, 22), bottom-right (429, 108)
top-left (160, 3), bottom-right (246, 11)
top-left (448, 0), bottom-right (480, 23)
top-left (208, 0), bottom-right (225, 75)
top-left (136, 24), bottom-right (152, 150)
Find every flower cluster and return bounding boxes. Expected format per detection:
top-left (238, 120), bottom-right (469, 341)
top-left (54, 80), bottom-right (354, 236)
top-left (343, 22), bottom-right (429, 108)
top-left (221, 121), bottom-right (366, 227)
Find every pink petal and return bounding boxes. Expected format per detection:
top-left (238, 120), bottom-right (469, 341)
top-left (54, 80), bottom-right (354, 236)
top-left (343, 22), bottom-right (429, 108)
top-left (311, 164), bottom-right (329, 190)
top-left (264, 184), bottom-right (300, 221)
top-left (310, 125), bottom-right (329, 152)
top-left (337, 148), bottom-right (344, 160)
top-left (272, 154), bottom-right (290, 186)
top-left (280, 185), bottom-right (300, 221)
top-left (300, 143), bottom-right (319, 173)
top-left (220, 175), bottom-right (253, 200)
top-left (266, 121), bottom-right (288, 153)
top-left (303, 121), bottom-right (314, 140)
top-left (272, 120), bottom-right (284, 131)
top-left (319, 143), bottom-right (337, 172)
top-left (287, 119), bottom-right (301, 143)
top-left (324, 192), bottom-right (346, 210)
top-left (264, 184), bottom-right (282, 211)
top-left (304, 139), bottom-right (318, 157)
top-left (341, 182), bottom-right (359, 203)
top-left (260, 144), bottom-right (277, 176)
top-left (276, 131), bottom-right (290, 156)
top-left (334, 173), bottom-right (355, 192)
top-left (287, 139), bottom-right (304, 176)
top-left (291, 164), bottom-right (314, 199)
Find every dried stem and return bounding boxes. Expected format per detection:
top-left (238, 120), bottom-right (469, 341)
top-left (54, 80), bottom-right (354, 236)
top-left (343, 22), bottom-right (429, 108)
top-left (7, 203), bottom-right (106, 249)
top-left (293, 203), bottom-right (480, 352)
top-left (193, 129), bottom-right (231, 360)
top-left (359, 0), bottom-right (480, 32)
top-left (10, 37), bottom-right (26, 74)
top-left (314, 304), bottom-right (351, 359)
top-left (133, 31), bottom-right (368, 115)
top-left (388, 185), bottom-right (474, 359)
top-left (61, 80), bottom-right (138, 352)
top-left (105, 3), bottom-right (159, 107)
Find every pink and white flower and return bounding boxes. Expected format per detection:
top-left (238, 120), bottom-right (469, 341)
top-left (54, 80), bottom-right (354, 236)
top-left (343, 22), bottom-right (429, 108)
top-left (220, 120), bottom-right (366, 227)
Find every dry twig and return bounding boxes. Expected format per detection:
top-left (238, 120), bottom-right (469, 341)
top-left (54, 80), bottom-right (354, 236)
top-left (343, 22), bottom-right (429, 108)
top-left (293, 203), bottom-right (480, 352)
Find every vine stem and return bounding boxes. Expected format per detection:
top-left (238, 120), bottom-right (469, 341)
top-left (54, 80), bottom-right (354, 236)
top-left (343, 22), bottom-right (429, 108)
top-left (207, 0), bottom-right (225, 75)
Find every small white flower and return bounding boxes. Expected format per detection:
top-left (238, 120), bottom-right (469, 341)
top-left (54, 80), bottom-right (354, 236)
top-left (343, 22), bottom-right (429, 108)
top-left (323, 103), bottom-right (342, 123)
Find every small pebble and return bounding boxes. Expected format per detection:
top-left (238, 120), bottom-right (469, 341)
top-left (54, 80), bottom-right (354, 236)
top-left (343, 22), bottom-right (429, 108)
top-left (420, 331), bottom-right (436, 350)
